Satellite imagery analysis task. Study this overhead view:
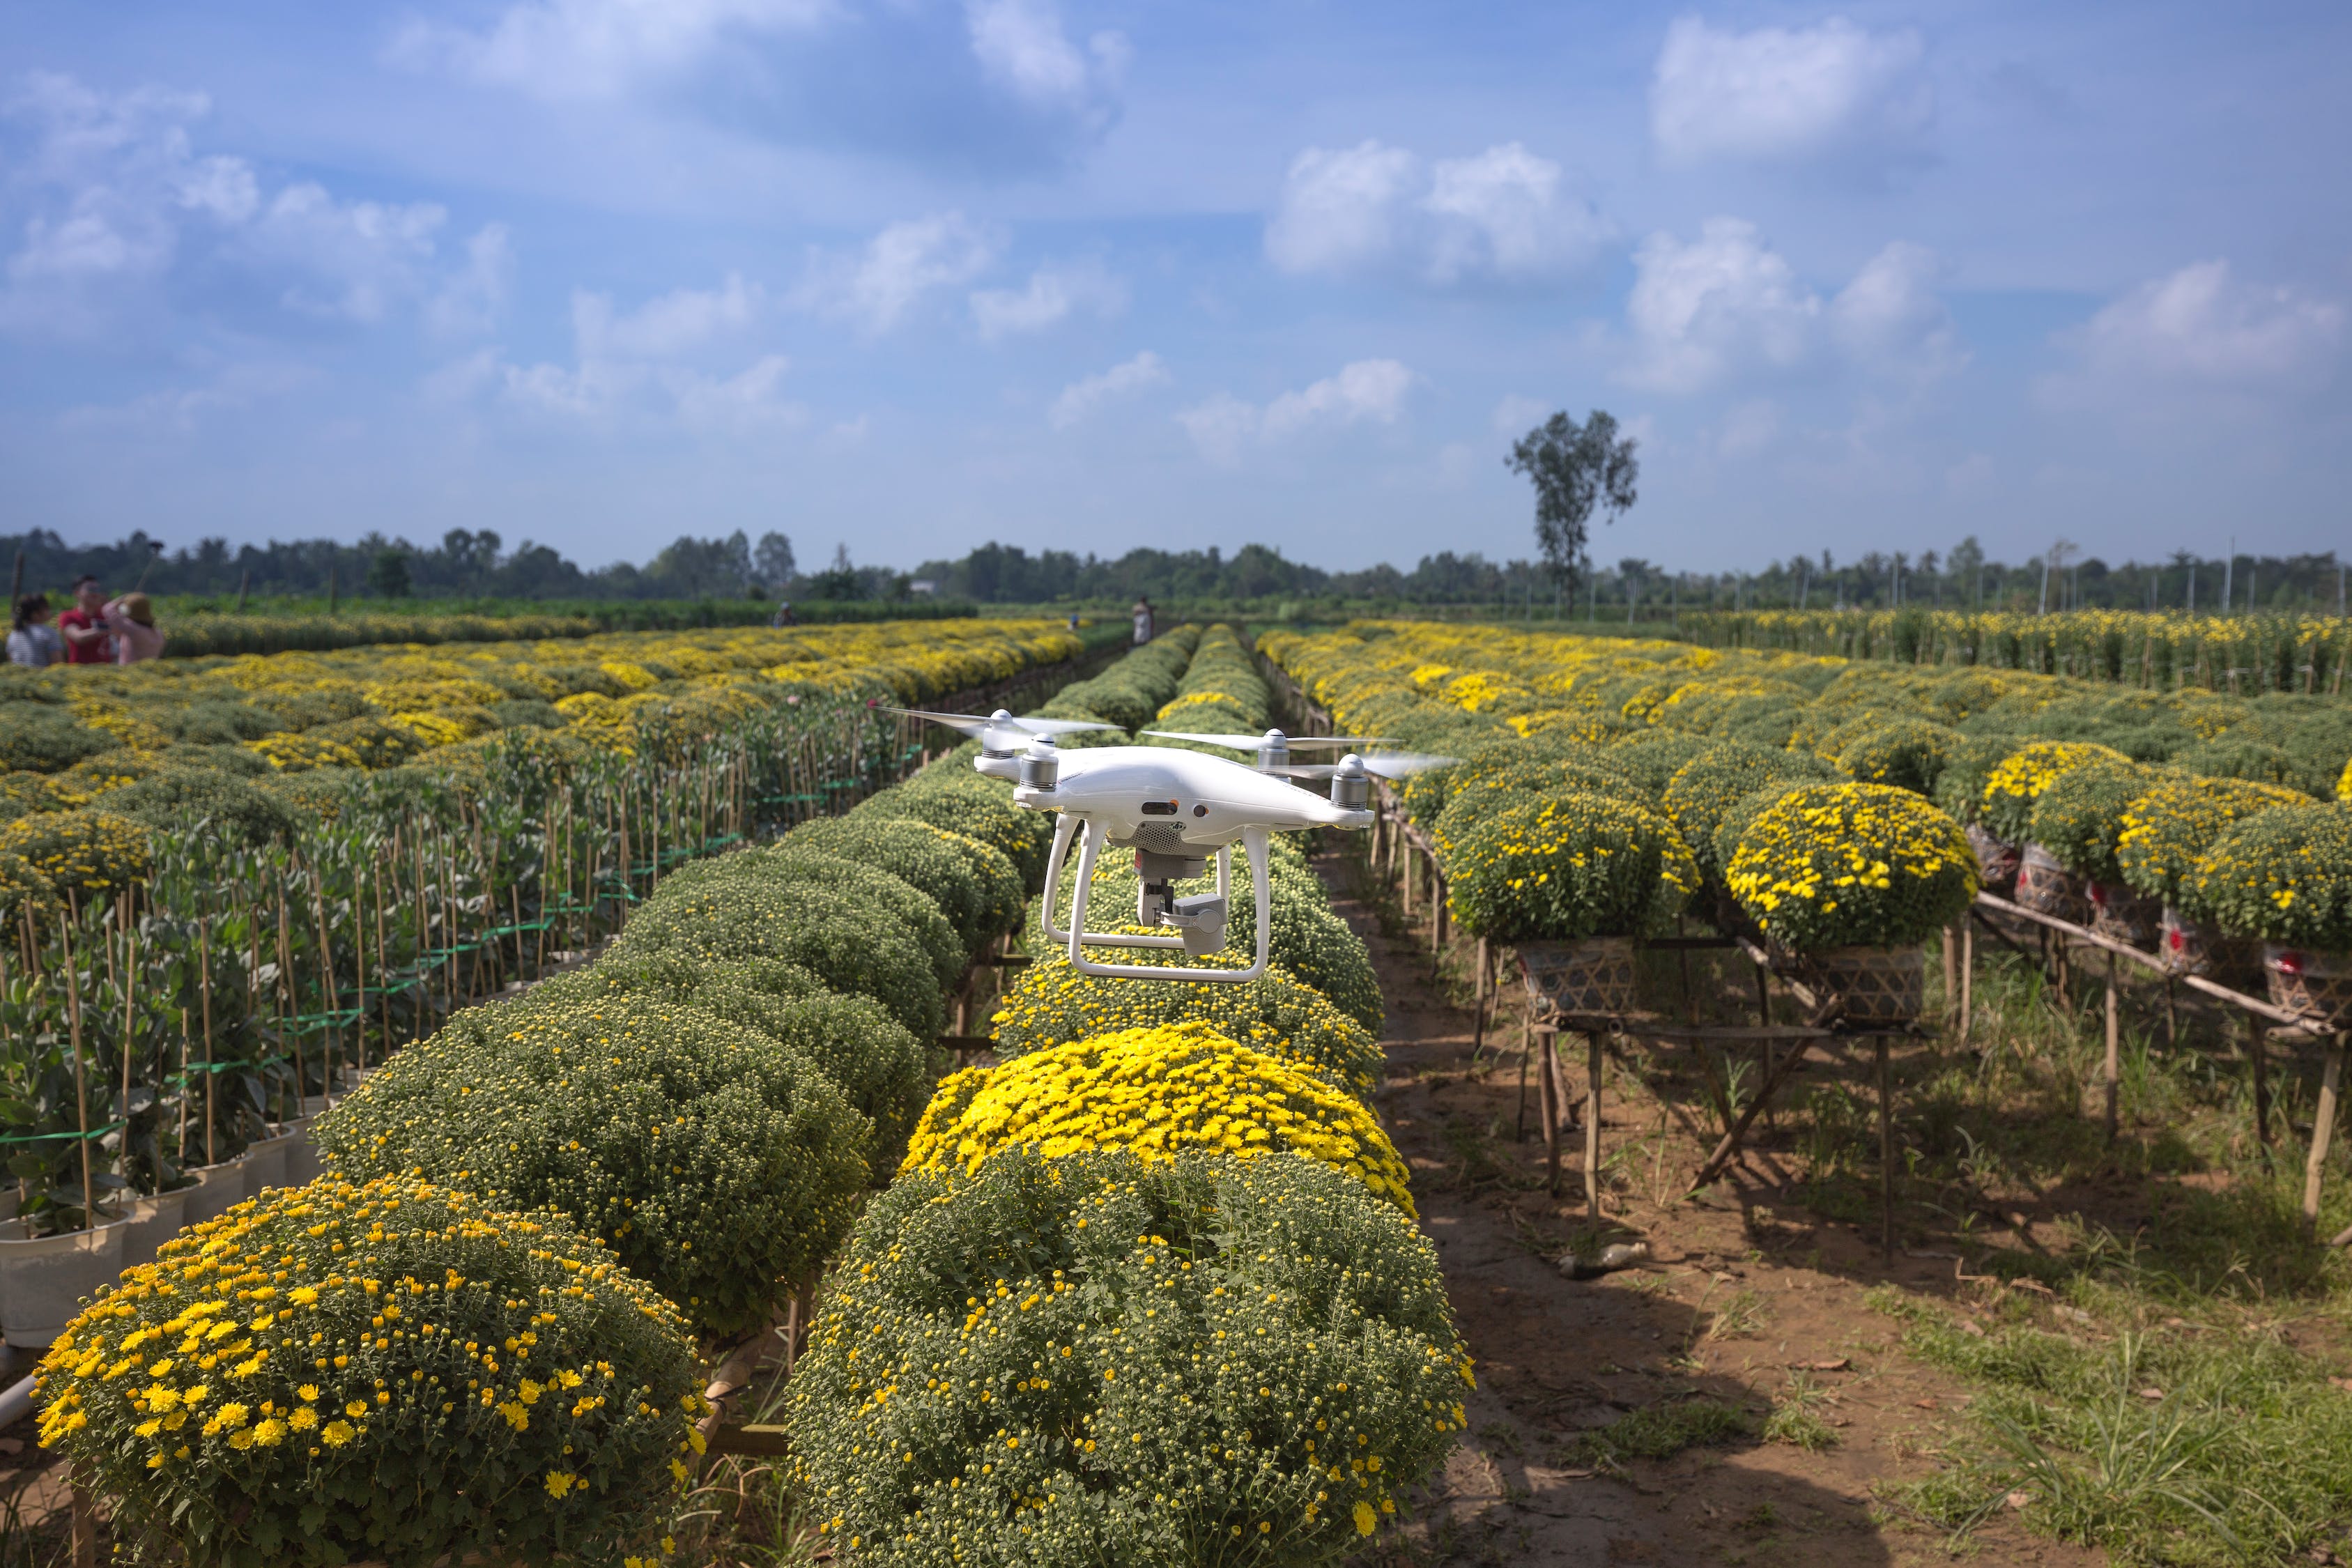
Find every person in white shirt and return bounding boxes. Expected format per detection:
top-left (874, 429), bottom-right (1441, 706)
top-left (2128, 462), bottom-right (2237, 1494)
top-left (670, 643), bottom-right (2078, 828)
top-left (6, 593), bottom-right (63, 667)
top-left (1131, 596), bottom-right (1153, 645)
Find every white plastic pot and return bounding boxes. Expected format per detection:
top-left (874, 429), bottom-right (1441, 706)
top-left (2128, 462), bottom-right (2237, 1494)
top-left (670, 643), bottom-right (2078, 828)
top-left (242, 1126), bottom-right (302, 1199)
top-left (0, 1220), bottom-right (128, 1348)
top-left (121, 1186), bottom-right (192, 1273)
top-left (180, 1159), bottom-right (247, 1229)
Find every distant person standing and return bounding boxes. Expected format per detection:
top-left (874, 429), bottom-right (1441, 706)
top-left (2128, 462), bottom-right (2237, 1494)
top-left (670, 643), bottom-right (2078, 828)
top-left (1131, 596), bottom-right (1153, 645)
top-left (103, 592), bottom-right (164, 663)
top-left (1066, 610), bottom-right (1080, 632)
top-left (7, 594), bottom-right (61, 666)
top-left (58, 575), bottom-right (111, 665)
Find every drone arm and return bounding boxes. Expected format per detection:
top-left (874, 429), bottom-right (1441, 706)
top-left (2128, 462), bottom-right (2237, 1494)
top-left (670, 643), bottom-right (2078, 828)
top-left (1041, 815), bottom-right (1183, 951)
top-left (1067, 823), bottom-right (1270, 984)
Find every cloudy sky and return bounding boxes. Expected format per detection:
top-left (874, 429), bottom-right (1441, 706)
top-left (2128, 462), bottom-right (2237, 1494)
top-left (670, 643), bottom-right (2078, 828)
top-left (1, 1), bottom-right (2346, 574)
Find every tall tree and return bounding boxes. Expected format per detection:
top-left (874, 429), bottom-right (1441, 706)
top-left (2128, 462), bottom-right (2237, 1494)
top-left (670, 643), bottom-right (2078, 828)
top-left (1505, 409), bottom-right (1638, 592)
top-left (754, 531), bottom-right (797, 590)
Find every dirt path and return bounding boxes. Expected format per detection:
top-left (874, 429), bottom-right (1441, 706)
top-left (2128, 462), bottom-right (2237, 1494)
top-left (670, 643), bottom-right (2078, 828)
top-left (1317, 850), bottom-right (2102, 1568)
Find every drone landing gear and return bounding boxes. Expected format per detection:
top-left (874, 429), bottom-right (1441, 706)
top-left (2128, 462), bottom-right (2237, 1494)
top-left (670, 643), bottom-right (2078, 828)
top-left (1039, 815), bottom-right (1272, 983)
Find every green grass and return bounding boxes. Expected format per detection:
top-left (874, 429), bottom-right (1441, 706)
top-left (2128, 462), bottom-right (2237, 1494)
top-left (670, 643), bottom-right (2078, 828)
top-left (1558, 1398), bottom-right (1755, 1468)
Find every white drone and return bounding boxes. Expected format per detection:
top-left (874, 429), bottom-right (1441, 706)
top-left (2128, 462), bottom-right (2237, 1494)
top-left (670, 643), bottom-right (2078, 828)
top-left (889, 708), bottom-right (1452, 983)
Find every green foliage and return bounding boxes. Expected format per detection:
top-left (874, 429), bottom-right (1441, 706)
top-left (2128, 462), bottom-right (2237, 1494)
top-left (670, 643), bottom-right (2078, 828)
top-left (93, 767), bottom-right (297, 849)
top-left (35, 1175), bottom-right (702, 1568)
top-left (2116, 774), bottom-right (2314, 905)
top-left (991, 948), bottom-right (1385, 1098)
top-left (0, 808), bottom-right (151, 900)
top-left (316, 992), bottom-right (871, 1338)
top-left (1930, 735), bottom-right (2020, 829)
top-left (1981, 741), bottom-right (2136, 844)
top-left (523, 951), bottom-right (932, 1179)
top-left (787, 1147), bottom-right (1470, 1567)
top-left (1836, 718), bottom-right (1960, 797)
top-left (854, 760), bottom-right (1053, 890)
top-left (0, 707), bottom-right (105, 775)
top-left (1560, 1399), bottom-right (1754, 1466)
top-left (1662, 741), bottom-right (1843, 883)
top-left (1728, 783), bottom-right (1978, 953)
top-left (2183, 803), bottom-right (2352, 948)
top-left (2025, 761), bottom-right (2151, 884)
top-left (785, 814), bottom-right (1026, 955)
top-left (1447, 792), bottom-right (1696, 942)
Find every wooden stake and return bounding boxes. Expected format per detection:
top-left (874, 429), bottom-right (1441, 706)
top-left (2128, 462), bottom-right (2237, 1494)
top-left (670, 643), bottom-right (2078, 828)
top-left (1471, 937), bottom-right (1489, 1057)
top-left (1959, 920), bottom-right (1974, 1043)
top-left (1584, 1030), bottom-right (1604, 1216)
top-left (1876, 1034), bottom-right (1896, 1259)
top-left (1514, 999), bottom-right (1532, 1140)
top-left (1942, 925), bottom-right (1958, 1027)
top-left (2301, 1038), bottom-right (2344, 1235)
top-left (2104, 949), bottom-right (2121, 1144)
top-left (1537, 1025), bottom-right (1560, 1196)
top-left (199, 920), bottom-right (215, 1167)
top-left (2250, 1014), bottom-right (2272, 1163)
top-left (61, 921), bottom-right (97, 1229)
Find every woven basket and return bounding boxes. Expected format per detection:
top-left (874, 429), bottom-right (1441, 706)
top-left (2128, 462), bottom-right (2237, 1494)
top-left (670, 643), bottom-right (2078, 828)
top-left (2263, 946), bottom-right (2352, 1032)
top-left (1967, 825), bottom-right (2021, 897)
top-left (1809, 945), bottom-right (1925, 1024)
top-left (2158, 905), bottom-right (2263, 985)
top-left (2015, 843), bottom-right (2090, 925)
top-left (2086, 880), bottom-right (2160, 948)
top-left (1518, 937), bottom-right (1638, 1017)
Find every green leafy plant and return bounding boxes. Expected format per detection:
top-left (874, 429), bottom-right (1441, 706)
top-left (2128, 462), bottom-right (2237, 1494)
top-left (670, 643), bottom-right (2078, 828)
top-left (0, 808), bottom-right (151, 902)
top-left (2115, 774), bottom-right (2315, 905)
top-left (1728, 783), bottom-right (1977, 953)
top-left (1836, 718), bottom-right (1960, 797)
top-left (317, 992), bottom-right (871, 1338)
top-left (1662, 741), bottom-right (1843, 882)
top-left (1981, 742), bottom-right (2135, 843)
top-left (2183, 803), bottom-right (2352, 949)
top-left (1447, 792), bottom-right (1696, 943)
top-left (787, 1146), bottom-right (1470, 1566)
top-left (783, 815), bottom-right (1026, 958)
top-left (2026, 761), bottom-right (2152, 884)
top-left (36, 1176), bottom-right (705, 1568)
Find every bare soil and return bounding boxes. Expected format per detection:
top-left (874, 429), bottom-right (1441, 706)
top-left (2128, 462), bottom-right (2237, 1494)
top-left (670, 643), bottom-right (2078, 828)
top-left (1316, 849), bottom-right (2104, 1568)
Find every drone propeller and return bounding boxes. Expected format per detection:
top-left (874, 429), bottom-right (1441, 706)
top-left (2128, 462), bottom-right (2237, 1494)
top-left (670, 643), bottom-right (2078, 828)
top-left (1271, 751), bottom-right (1459, 781)
top-left (1142, 730), bottom-right (1401, 751)
top-left (885, 706), bottom-right (1118, 753)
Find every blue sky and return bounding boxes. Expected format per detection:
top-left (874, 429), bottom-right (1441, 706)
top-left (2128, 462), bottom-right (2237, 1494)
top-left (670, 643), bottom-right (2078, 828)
top-left (1, 0), bottom-right (2346, 574)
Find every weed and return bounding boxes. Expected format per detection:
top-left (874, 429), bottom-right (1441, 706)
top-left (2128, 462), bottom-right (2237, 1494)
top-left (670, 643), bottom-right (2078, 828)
top-left (1762, 1371), bottom-right (1841, 1453)
top-left (1703, 1287), bottom-right (1771, 1343)
top-left (1557, 1398), bottom-right (1755, 1468)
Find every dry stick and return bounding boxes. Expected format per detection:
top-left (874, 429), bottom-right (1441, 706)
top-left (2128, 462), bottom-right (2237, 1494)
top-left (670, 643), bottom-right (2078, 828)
top-left (1471, 937), bottom-right (1489, 1059)
top-left (2103, 949), bottom-right (2122, 1144)
top-left (176, 1008), bottom-right (190, 1163)
top-left (1583, 1029), bottom-right (1604, 1217)
top-left (59, 919), bottom-right (99, 1229)
top-left (1514, 996), bottom-right (1532, 1141)
top-left (1876, 1035), bottom-right (1896, 1259)
top-left (199, 920), bottom-right (216, 1166)
top-left (308, 865), bottom-right (338, 1118)
top-left (2302, 1036), bottom-right (2345, 1236)
top-left (119, 916), bottom-right (139, 1155)
top-left (1942, 925), bottom-right (1959, 1027)
top-left (1960, 921), bottom-right (1975, 1045)
top-left (2250, 1013), bottom-right (2273, 1164)
top-left (1537, 1024), bottom-right (1561, 1196)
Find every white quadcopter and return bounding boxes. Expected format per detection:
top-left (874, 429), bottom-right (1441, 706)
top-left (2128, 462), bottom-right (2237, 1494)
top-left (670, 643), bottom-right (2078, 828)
top-left (889, 708), bottom-right (1450, 983)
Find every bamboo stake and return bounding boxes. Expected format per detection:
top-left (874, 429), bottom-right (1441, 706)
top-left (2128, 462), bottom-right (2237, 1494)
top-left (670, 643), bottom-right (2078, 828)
top-left (2250, 1015), bottom-right (2273, 1164)
top-left (177, 1008), bottom-right (191, 1165)
top-left (1537, 1025), bottom-right (1560, 1196)
top-left (60, 920), bottom-right (97, 1229)
top-left (1876, 1035), bottom-right (1896, 1258)
top-left (1583, 1031), bottom-right (1604, 1215)
top-left (2104, 949), bottom-right (2121, 1144)
top-left (2303, 1038), bottom-right (2344, 1236)
top-left (1960, 921), bottom-right (1974, 1044)
top-left (199, 921), bottom-right (216, 1167)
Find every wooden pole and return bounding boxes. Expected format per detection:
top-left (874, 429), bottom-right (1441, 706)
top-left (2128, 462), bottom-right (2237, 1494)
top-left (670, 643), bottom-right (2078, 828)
top-left (61, 921), bottom-right (97, 1229)
top-left (2250, 1015), bottom-right (2272, 1164)
top-left (1514, 996), bottom-right (1532, 1139)
top-left (1537, 1025), bottom-right (1561, 1195)
top-left (1959, 920), bottom-right (1974, 1043)
top-left (1942, 925), bottom-right (1959, 1028)
top-left (199, 920), bottom-right (215, 1166)
top-left (2104, 949), bottom-right (2121, 1144)
top-left (1584, 1030), bottom-right (1604, 1216)
top-left (1470, 938), bottom-right (1489, 1058)
top-left (2301, 1038), bottom-right (2344, 1235)
top-left (1876, 1035), bottom-right (1896, 1258)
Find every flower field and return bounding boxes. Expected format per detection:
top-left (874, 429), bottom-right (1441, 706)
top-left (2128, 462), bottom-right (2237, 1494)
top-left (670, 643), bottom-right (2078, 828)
top-left (29, 621), bottom-right (1472, 1566)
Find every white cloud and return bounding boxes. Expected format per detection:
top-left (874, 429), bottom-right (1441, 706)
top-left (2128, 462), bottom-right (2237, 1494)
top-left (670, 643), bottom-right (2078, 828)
top-left (0, 73), bottom-right (493, 339)
top-left (576, 272), bottom-right (760, 358)
top-left (1650, 16), bottom-right (1931, 167)
top-left (1177, 359), bottom-right (1413, 466)
top-left (392, 0), bottom-right (836, 102)
top-left (1491, 394), bottom-right (1552, 436)
top-left (426, 224), bottom-right (515, 338)
top-left (1716, 399), bottom-right (1782, 459)
top-left (2066, 261), bottom-right (2344, 387)
top-left (1622, 219), bottom-right (1960, 393)
top-left (971, 259), bottom-right (1125, 341)
top-left (796, 213), bottom-right (997, 333)
top-left (1050, 350), bottom-right (1168, 428)
top-left (964, 0), bottom-right (1125, 117)
top-left (1266, 140), bottom-right (1612, 288)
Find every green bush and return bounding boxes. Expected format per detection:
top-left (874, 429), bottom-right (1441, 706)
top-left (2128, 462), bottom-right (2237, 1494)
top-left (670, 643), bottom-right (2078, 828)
top-left (787, 1147), bottom-right (1470, 1566)
top-left (991, 948), bottom-right (1385, 1098)
top-left (2116, 774), bottom-right (2315, 905)
top-left (854, 764), bottom-right (1053, 890)
top-left (785, 813), bottom-right (1025, 954)
top-left (1836, 718), bottom-right (1960, 797)
top-left (1728, 783), bottom-right (1977, 953)
top-left (93, 768), bottom-right (296, 849)
top-left (0, 707), bottom-right (105, 774)
top-left (1980, 741), bottom-right (2135, 843)
top-left (2183, 804), bottom-right (2352, 949)
top-left (317, 992), bottom-right (871, 1338)
top-left (611, 871), bottom-right (945, 1039)
top-left (36, 1175), bottom-right (703, 1568)
top-left (1602, 728), bottom-right (1712, 796)
top-left (2174, 737), bottom-right (2317, 797)
top-left (524, 951), bottom-right (932, 1179)
top-left (1928, 735), bottom-right (2019, 829)
top-left (1663, 741), bottom-right (1843, 883)
top-left (1447, 792), bottom-right (1696, 943)
top-left (2025, 761), bottom-right (2152, 884)
top-left (0, 808), bottom-right (151, 901)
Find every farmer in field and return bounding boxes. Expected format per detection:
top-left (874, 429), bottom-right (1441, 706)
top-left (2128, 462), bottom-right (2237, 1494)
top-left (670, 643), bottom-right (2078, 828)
top-left (102, 590), bottom-right (164, 663)
top-left (56, 574), bottom-right (111, 664)
top-left (6, 592), bottom-right (62, 666)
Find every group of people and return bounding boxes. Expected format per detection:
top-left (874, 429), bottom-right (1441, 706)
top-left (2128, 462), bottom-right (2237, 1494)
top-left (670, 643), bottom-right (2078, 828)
top-left (6, 576), bottom-right (165, 668)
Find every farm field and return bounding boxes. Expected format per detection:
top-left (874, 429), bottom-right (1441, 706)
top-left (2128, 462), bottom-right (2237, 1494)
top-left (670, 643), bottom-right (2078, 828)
top-left (7, 610), bottom-right (2352, 1566)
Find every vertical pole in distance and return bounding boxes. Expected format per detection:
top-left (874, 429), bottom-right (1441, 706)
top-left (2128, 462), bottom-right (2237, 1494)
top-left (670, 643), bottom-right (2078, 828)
top-left (1959, 920), bottom-right (1975, 1044)
top-left (2303, 1037), bottom-right (2344, 1236)
top-left (1538, 1025), bottom-right (1560, 1196)
top-left (1584, 1031), bottom-right (1604, 1217)
top-left (2104, 950), bottom-right (2122, 1145)
top-left (1472, 937), bottom-right (1489, 1058)
top-left (1876, 1035), bottom-right (1896, 1259)
top-left (2250, 1015), bottom-right (2273, 1165)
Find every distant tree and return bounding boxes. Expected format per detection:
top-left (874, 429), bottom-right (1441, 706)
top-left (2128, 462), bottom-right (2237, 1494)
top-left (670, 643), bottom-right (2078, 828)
top-left (1505, 410), bottom-right (1638, 593)
top-left (755, 531), bottom-right (797, 590)
top-left (1947, 536), bottom-right (1985, 607)
top-left (365, 548), bottom-right (412, 599)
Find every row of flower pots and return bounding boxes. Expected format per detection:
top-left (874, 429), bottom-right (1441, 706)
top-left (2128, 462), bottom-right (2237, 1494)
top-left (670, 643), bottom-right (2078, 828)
top-left (0, 1093), bottom-right (341, 1351)
top-left (1976, 825), bottom-right (2352, 1033)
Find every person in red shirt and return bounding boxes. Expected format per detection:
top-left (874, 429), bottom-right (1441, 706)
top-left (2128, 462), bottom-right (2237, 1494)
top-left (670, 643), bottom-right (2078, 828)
top-left (57, 575), bottom-right (111, 666)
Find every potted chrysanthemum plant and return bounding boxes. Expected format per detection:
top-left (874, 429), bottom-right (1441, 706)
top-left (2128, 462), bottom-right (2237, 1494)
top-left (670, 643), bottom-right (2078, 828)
top-left (1727, 783), bottom-right (1979, 1024)
top-left (1981, 741), bottom-right (2133, 924)
top-left (1447, 792), bottom-right (1697, 1017)
top-left (2183, 804), bottom-right (2352, 1029)
top-left (2026, 759), bottom-right (2158, 945)
top-left (2116, 775), bottom-right (2312, 981)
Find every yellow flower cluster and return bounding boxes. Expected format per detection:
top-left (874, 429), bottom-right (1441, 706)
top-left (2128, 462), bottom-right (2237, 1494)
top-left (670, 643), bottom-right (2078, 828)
top-left (0, 808), bottom-right (152, 898)
top-left (904, 1022), bottom-right (1415, 1216)
top-left (1978, 741), bottom-right (2135, 843)
top-left (1726, 783), bottom-right (1977, 953)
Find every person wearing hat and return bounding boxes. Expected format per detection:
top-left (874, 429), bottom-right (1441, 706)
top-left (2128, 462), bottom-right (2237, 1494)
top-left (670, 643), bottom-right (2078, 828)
top-left (102, 591), bottom-right (165, 663)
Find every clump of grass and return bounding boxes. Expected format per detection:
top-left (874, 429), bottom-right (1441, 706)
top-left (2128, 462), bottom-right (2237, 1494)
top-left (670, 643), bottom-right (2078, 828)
top-left (1560, 1398), bottom-right (1755, 1468)
top-left (1762, 1371), bottom-right (1841, 1452)
top-left (1703, 1286), bottom-right (1771, 1343)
